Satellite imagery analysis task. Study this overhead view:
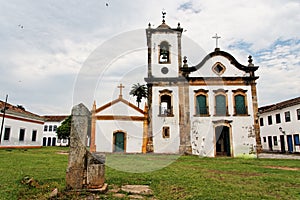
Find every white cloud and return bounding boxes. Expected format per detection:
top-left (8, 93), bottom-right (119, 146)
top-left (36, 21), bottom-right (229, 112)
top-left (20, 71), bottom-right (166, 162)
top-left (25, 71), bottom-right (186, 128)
top-left (0, 0), bottom-right (299, 114)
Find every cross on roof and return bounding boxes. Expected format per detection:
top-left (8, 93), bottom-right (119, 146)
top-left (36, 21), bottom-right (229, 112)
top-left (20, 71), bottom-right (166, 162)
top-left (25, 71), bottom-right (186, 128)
top-left (117, 83), bottom-right (125, 97)
top-left (212, 33), bottom-right (221, 49)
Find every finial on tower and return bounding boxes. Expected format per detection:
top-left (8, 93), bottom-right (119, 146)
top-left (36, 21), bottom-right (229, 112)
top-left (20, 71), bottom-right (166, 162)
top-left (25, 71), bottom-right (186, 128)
top-left (183, 56), bottom-right (188, 68)
top-left (248, 55), bottom-right (254, 66)
top-left (162, 10), bottom-right (166, 23)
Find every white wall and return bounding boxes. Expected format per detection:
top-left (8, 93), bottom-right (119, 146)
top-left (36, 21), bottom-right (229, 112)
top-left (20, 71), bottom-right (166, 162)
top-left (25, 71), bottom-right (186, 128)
top-left (152, 86), bottom-right (180, 153)
top-left (260, 104), bottom-right (300, 153)
top-left (43, 121), bottom-right (68, 146)
top-left (96, 120), bottom-right (143, 153)
top-left (189, 56), bottom-right (248, 78)
top-left (1, 115), bottom-right (43, 147)
top-left (189, 85), bottom-right (256, 157)
top-left (151, 33), bottom-right (179, 77)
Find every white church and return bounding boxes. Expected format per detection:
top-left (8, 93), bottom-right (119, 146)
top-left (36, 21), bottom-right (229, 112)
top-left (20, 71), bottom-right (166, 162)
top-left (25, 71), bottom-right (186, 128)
top-left (90, 15), bottom-right (262, 157)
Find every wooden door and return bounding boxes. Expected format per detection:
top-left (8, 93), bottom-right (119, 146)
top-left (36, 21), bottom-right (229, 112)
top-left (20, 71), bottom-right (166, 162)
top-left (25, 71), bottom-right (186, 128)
top-left (114, 132), bottom-right (125, 152)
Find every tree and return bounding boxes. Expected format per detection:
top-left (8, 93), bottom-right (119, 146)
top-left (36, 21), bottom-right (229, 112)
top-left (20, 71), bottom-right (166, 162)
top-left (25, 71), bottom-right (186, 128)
top-left (56, 115), bottom-right (71, 145)
top-left (129, 83), bottom-right (148, 108)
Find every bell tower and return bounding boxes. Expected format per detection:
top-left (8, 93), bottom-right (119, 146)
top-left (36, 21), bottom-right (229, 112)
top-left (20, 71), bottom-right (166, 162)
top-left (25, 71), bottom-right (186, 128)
top-left (146, 12), bottom-right (183, 78)
top-left (145, 13), bottom-right (191, 154)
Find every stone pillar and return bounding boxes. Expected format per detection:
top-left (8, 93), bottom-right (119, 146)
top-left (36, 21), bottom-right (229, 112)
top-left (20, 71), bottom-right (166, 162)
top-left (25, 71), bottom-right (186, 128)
top-left (66, 103), bottom-right (90, 189)
top-left (90, 101), bottom-right (97, 153)
top-left (146, 83), bottom-right (154, 152)
top-left (86, 152), bottom-right (105, 189)
top-left (142, 103), bottom-right (148, 153)
top-left (250, 81), bottom-right (262, 154)
top-left (178, 81), bottom-right (192, 154)
top-left (66, 103), bottom-right (106, 191)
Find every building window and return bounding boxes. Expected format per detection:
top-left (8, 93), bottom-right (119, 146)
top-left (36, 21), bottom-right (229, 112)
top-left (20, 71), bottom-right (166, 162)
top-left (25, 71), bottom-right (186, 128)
top-left (194, 89), bottom-right (209, 116)
top-left (4, 127), bottom-right (11, 141)
top-left (212, 62), bottom-right (226, 75)
top-left (268, 115), bottom-right (272, 125)
top-left (159, 41), bottom-right (170, 64)
top-left (294, 134), bottom-right (300, 145)
top-left (275, 113), bottom-right (281, 124)
top-left (53, 125), bottom-right (57, 132)
top-left (162, 126), bottom-right (170, 138)
top-left (273, 136), bottom-right (278, 146)
top-left (263, 137), bottom-right (266, 143)
top-left (49, 125), bottom-right (53, 132)
top-left (19, 128), bottom-right (25, 141)
top-left (196, 95), bottom-right (208, 115)
top-left (159, 89), bottom-right (173, 117)
top-left (232, 89), bottom-right (248, 116)
top-left (32, 130), bottom-right (37, 142)
top-left (260, 118), bottom-right (264, 126)
top-left (297, 109), bottom-right (300, 120)
top-left (44, 125), bottom-right (48, 131)
top-left (215, 95), bottom-right (227, 115)
top-left (214, 89), bottom-right (228, 116)
top-left (285, 111), bottom-right (291, 122)
top-left (235, 95), bottom-right (247, 115)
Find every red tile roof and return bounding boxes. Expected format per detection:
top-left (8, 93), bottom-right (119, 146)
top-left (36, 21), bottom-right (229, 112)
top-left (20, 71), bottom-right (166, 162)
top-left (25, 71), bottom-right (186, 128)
top-left (43, 115), bottom-right (68, 122)
top-left (0, 100), bottom-right (43, 121)
top-left (259, 97), bottom-right (300, 113)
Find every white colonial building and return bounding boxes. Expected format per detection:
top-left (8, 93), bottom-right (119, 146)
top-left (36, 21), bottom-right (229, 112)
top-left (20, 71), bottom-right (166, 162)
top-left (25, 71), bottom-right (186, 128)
top-left (259, 97), bottom-right (300, 153)
top-left (42, 115), bottom-right (69, 146)
top-left (0, 100), bottom-right (44, 148)
top-left (90, 92), bottom-right (147, 153)
top-left (90, 16), bottom-right (261, 157)
top-left (145, 16), bottom-right (261, 157)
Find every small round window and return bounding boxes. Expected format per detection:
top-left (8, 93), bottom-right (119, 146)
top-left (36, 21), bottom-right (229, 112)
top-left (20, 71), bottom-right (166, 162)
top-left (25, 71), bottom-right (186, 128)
top-left (161, 67), bottom-right (169, 74)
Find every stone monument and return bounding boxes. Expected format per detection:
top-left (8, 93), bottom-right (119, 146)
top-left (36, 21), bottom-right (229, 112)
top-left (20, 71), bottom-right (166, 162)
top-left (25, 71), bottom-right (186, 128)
top-left (66, 103), bottom-right (106, 191)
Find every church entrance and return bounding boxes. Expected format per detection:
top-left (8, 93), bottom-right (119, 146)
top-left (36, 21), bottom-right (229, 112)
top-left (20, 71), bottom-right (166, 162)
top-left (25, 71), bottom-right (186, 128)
top-left (113, 131), bottom-right (126, 152)
top-left (215, 126), bottom-right (231, 156)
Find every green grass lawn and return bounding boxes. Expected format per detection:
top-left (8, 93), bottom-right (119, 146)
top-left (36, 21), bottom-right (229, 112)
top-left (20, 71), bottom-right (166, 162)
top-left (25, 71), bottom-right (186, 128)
top-left (0, 147), bottom-right (299, 200)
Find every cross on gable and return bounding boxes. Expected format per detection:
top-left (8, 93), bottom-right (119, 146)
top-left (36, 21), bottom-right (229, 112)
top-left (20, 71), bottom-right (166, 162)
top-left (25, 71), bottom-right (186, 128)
top-left (212, 33), bottom-right (221, 49)
top-left (117, 83), bottom-right (125, 97)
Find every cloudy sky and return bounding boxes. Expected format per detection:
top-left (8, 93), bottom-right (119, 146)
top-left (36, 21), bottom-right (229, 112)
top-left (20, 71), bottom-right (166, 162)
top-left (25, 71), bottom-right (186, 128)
top-left (0, 0), bottom-right (299, 115)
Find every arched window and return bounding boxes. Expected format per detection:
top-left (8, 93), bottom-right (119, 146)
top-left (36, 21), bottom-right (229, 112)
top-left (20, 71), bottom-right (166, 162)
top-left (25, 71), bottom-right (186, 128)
top-left (159, 89), bottom-right (173, 116)
top-left (44, 125), bottom-right (48, 132)
top-left (194, 89), bottom-right (209, 116)
top-left (235, 95), bottom-right (246, 114)
top-left (159, 41), bottom-right (170, 64)
top-left (196, 95), bottom-right (207, 114)
top-left (214, 89), bottom-right (228, 116)
top-left (232, 89), bottom-right (248, 116)
top-left (215, 94), bottom-right (227, 116)
top-left (160, 95), bottom-right (172, 116)
top-left (53, 125), bottom-right (57, 132)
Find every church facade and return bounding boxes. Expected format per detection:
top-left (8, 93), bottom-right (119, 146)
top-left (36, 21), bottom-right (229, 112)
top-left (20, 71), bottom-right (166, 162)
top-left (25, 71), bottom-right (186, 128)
top-left (91, 17), bottom-right (261, 157)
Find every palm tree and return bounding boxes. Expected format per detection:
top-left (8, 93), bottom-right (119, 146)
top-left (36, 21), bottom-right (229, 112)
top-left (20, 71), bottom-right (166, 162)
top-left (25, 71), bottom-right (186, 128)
top-left (129, 83), bottom-right (148, 108)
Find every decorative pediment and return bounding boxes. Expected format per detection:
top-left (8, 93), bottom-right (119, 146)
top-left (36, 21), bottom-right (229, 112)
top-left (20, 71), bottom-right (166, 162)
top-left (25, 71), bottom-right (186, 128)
top-left (95, 97), bottom-right (145, 115)
top-left (194, 89), bottom-right (209, 94)
top-left (212, 120), bottom-right (233, 124)
top-left (232, 88), bottom-right (247, 93)
top-left (213, 89), bottom-right (228, 93)
top-left (159, 89), bottom-right (172, 94)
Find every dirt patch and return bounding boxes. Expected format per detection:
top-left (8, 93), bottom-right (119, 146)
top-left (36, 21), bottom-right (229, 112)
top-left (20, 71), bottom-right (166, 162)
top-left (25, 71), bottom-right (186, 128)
top-left (264, 166), bottom-right (300, 171)
top-left (56, 151), bottom-right (69, 155)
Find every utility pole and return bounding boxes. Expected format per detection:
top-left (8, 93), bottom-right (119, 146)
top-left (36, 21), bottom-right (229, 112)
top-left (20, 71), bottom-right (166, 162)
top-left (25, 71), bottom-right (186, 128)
top-left (0, 95), bottom-right (8, 144)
